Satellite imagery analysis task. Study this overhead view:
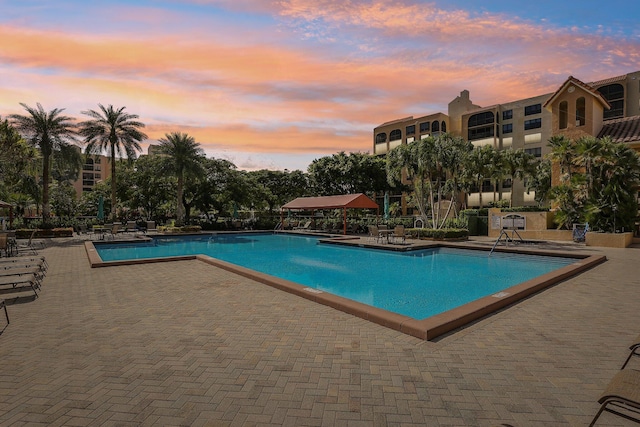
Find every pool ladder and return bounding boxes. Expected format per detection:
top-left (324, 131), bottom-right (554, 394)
top-left (489, 229), bottom-right (524, 255)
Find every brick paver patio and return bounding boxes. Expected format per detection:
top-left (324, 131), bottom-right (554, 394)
top-left (0, 236), bottom-right (639, 426)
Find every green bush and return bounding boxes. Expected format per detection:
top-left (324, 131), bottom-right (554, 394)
top-left (408, 228), bottom-right (468, 240)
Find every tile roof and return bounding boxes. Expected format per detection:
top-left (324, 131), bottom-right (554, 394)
top-left (597, 115), bottom-right (640, 144)
top-left (589, 74), bottom-right (628, 87)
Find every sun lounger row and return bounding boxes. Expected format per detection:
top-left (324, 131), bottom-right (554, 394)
top-left (589, 333), bottom-right (640, 426)
top-left (0, 255), bottom-right (48, 334)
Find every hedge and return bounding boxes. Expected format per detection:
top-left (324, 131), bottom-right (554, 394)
top-left (408, 228), bottom-right (469, 240)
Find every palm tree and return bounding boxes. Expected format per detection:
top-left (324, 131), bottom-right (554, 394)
top-left (79, 104), bottom-right (147, 221)
top-left (157, 132), bottom-right (205, 226)
top-left (462, 145), bottom-right (494, 208)
top-left (9, 103), bottom-right (77, 222)
top-left (503, 149), bottom-right (535, 207)
top-left (547, 135), bottom-right (575, 184)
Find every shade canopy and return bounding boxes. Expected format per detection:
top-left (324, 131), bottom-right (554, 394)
top-left (281, 193), bottom-right (379, 235)
top-left (281, 193), bottom-right (379, 211)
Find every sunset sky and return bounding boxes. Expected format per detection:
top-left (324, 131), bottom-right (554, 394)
top-left (1, 0), bottom-right (639, 171)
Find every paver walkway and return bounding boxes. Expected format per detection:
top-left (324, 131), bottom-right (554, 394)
top-left (0, 237), bottom-right (639, 426)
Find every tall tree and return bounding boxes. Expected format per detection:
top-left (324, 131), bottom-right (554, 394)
top-left (156, 132), bottom-right (205, 226)
top-left (462, 144), bottom-right (495, 209)
top-left (387, 134), bottom-right (472, 229)
top-left (502, 149), bottom-right (536, 207)
top-left (308, 152), bottom-right (387, 196)
top-left (79, 104), bottom-right (147, 221)
top-left (10, 103), bottom-right (77, 222)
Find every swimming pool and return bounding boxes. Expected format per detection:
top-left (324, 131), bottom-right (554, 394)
top-left (90, 233), bottom-right (602, 337)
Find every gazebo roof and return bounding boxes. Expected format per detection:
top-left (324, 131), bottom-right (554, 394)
top-left (281, 193), bottom-right (379, 210)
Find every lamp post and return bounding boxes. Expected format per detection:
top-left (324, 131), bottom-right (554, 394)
top-left (612, 204), bottom-right (618, 233)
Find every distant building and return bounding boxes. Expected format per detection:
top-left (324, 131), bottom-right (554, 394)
top-left (70, 146), bottom-right (111, 198)
top-left (374, 70), bottom-right (640, 210)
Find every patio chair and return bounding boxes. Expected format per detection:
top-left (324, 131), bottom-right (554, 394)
top-left (107, 224), bottom-right (120, 239)
top-left (391, 225), bottom-right (410, 244)
top-left (0, 234), bottom-right (9, 257)
top-left (16, 230), bottom-right (45, 255)
top-left (368, 225), bottom-right (381, 243)
top-left (0, 255), bottom-right (48, 270)
top-left (589, 368), bottom-right (640, 426)
top-left (621, 333), bottom-right (640, 369)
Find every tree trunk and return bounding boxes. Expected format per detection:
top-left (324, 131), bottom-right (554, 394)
top-left (110, 149), bottom-right (117, 222)
top-left (42, 153), bottom-right (51, 222)
top-left (176, 173), bottom-right (185, 226)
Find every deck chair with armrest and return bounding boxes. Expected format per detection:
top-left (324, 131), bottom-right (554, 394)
top-left (589, 368), bottom-right (640, 426)
top-left (621, 333), bottom-right (640, 369)
top-left (391, 225), bottom-right (411, 244)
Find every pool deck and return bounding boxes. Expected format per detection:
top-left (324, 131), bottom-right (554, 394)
top-left (1, 234), bottom-right (639, 425)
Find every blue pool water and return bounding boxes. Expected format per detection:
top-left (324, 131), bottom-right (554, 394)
top-left (95, 233), bottom-right (576, 320)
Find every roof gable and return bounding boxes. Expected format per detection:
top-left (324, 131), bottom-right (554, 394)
top-left (543, 76), bottom-right (611, 110)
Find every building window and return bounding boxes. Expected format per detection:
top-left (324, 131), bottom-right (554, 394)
top-left (431, 121), bottom-right (439, 133)
top-left (502, 123), bottom-right (513, 134)
top-left (95, 158), bottom-right (101, 164)
top-left (559, 101), bottom-right (568, 129)
top-left (468, 111), bottom-right (494, 127)
top-left (598, 83), bottom-right (624, 119)
top-left (576, 97), bottom-right (585, 126)
top-left (375, 132), bottom-right (387, 144)
top-left (419, 122), bottom-right (430, 132)
top-left (502, 109), bottom-right (513, 120)
top-left (389, 129), bottom-right (402, 140)
top-left (524, 147), bottom-right (542, 158)
top-left (95, 174), bottom-right (101, 179)
top-left (441, 121), bottom-right (446, 132)
top-left (406, 125), bottom-right (415, 135)
top-left (468, 126), bottom-right (494, 140)
top-left (524, 118), bottom-right (542, 130)
top-left (524, 103), bottom-right (542, 116)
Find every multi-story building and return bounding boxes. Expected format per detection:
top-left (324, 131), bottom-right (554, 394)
top-left (374, 70), bottom-right (640, 210)
top-left (70, 146), bottom-right (111, 198)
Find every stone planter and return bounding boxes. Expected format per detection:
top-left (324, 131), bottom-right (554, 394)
top-left (586, 232), bottom-right (633, 248)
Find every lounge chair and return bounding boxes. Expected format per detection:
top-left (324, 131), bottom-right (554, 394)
top-left (0, 273), bottom-right (40, 298)
top-left (0, 299), bottom-right (8, 333)
top-left (621, 333), bottom-right (640, 369)
top-left (589, 368), bottom-right (640, 426)
top-left (0, 256), bottom-right (48, 270)
top-left (295, 221), bottom-right (312, 230)
top-left (16, 230), bottom-right (45, 255)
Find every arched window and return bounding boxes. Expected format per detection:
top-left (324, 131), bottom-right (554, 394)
top-left (431, 121), bottom-right (439, 132)
top-left (559, 101), bottom-right (568, 129)
top-left (375, 132), bottom-right (387, 144)
top-left (576, 97), bottom-right (585, 126)
top-left (389, 129), bottom-right (401, 141)
top-left (467, 111), bottom-right (495, 140)
top-left (441, 121), bottom-right (446, 132)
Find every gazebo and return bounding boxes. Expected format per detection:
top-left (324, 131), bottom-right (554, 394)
top-left (281, 193), bottom-right (379, 235)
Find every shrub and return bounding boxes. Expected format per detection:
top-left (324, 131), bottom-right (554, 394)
top-left (408, 228), bottom-right (468, 240)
